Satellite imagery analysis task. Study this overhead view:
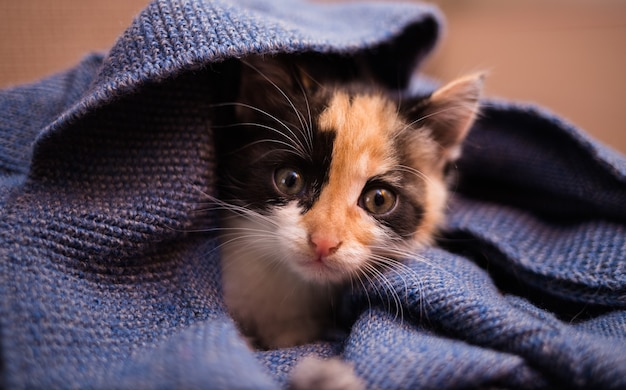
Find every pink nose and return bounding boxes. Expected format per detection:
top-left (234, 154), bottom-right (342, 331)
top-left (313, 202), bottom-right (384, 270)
top-left (309, 234), bottom-right (341, 258)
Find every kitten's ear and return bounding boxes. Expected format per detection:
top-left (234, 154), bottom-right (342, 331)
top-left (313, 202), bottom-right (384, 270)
top-left (403, 73), bottom-right (485, 161)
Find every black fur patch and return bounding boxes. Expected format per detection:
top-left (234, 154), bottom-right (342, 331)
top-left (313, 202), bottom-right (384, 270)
top-left (378, 187), bottom-right (424, 238)
top-left (361, 175), bottom-right (424, 239)
top-left (214, 66), bottom-right (337, 214)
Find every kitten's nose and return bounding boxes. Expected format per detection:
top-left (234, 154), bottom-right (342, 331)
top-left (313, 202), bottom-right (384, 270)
top-left (308, 234), bottom-right (341, 258)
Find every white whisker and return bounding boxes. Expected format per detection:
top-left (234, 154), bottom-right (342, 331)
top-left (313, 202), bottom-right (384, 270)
top-left (402, 104), bottom-right (478, 131)
top-left (241, 60), bottom-right (312, 155)
top-left (191, 189), bottom-right (281, 231)
top-left (361, 262), bottom-right (405, 322)
top-left (294, 72), bottom-right (314, 153)
top-left (234, 138), bottom-right (308, 160)
top-left (211, 101), bottom-right (308, 155)
top-left (354, 266), bottom-right (384, 317)
top-left (373, 245), bottom-right (460, 285)
top-left (394, 164), bottom-right (436, 187)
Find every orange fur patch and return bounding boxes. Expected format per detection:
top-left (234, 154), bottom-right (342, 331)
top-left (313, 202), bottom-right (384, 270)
top-left (302, 92), bottom-right (404, 245)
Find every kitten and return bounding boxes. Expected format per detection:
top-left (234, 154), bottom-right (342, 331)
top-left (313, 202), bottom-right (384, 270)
top-left (213, 55), bottom-right (483, 350)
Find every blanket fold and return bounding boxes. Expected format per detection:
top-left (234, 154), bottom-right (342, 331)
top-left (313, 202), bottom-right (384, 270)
top-left (1, 0), bottom-right (624, 389)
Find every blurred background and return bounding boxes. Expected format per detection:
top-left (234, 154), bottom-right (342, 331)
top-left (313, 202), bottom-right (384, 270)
top-left (1, 0), bottom-right (624, 153)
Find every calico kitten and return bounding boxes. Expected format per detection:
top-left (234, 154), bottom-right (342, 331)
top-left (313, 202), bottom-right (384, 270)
top-left (213, 55), bottom-right (483, 350)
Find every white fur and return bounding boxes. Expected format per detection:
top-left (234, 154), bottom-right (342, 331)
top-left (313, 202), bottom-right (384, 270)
top-left (220, 203), bottom-right (339, 348)
top-left (220, 200), bottom-right (396, 348)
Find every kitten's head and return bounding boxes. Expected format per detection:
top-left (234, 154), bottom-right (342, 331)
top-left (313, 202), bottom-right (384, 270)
top-left (215, 55), bottom-right (483, 284)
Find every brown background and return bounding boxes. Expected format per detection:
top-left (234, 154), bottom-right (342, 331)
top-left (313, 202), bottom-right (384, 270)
top-left (1, 0), bottom-right (624, 153)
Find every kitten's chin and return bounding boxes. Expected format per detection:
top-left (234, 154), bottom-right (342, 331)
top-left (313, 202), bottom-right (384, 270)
top-left (293, 260), bottom-right (348, 284)
top-left (285, 251), bottom-right (363, 285)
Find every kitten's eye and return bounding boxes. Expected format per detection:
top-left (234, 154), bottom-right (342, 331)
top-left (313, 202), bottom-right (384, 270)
top-left (360, 187), bottom-right (397, 215)
top-left (274, 167), bottom-right (305, 196)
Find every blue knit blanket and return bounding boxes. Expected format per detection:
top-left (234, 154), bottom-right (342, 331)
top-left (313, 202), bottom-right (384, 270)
top-left (1, 0), bottom-right (625, 388)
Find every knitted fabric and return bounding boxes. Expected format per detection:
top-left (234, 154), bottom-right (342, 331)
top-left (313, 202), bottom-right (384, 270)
top-left (1, 0), bottom-right (625, 388)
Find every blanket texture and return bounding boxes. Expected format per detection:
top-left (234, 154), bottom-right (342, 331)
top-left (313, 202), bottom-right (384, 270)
top-left (1, 0), bottom-right (625, 388)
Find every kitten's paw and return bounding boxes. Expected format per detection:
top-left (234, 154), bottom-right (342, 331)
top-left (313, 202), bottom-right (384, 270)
top-left (289, 356), bottom-right (365, 390)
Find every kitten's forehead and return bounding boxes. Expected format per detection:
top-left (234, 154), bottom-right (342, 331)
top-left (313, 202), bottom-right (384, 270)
top-left (318, 91), bottom-right (401, 182)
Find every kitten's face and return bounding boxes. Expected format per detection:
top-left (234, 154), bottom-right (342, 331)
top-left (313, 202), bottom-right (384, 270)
top-left (216, 56), bottom-right (483, 285)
